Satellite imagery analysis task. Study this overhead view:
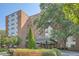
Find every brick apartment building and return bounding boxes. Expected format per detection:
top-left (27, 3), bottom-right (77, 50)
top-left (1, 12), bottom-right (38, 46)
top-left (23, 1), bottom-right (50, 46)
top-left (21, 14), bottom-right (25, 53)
top-left (6, 10), bottom-right (79, 50)
top-left (6, 10), bottom-right (44, 48)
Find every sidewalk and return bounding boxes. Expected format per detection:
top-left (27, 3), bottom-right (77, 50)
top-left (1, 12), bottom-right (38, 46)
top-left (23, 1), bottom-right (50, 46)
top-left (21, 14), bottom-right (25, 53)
top-left (61, 50), bottom-right (79, 56)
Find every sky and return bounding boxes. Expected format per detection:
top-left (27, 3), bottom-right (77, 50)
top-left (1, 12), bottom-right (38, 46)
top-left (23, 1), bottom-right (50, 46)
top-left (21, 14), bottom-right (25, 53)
top-left (0, 3), bottom-right (40, 30)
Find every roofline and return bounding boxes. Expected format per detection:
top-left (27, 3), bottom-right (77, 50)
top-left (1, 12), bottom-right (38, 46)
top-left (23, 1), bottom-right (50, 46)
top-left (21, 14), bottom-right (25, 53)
top-left (6, 10), bottom-right (28, 16)
top-left (30, 12), bottom-right (40, 17)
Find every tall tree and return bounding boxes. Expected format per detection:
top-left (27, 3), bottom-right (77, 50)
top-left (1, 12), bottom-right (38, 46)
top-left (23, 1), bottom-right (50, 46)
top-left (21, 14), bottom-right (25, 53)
top-left (35, 3), bottom-right (79, 48)
top-left (36, 4), bottom-right (64, 29)
top-left (28, 27), bottom-right (36, 49)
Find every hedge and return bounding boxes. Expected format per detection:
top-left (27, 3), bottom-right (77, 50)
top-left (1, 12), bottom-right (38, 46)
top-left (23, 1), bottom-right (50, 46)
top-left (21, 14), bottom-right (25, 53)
top-left (9, 48), bottom-right (61, 56)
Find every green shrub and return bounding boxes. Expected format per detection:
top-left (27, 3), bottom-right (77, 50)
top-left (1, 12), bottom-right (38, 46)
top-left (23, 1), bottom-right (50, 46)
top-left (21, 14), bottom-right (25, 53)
top-left (52, 48), bottom-right (61, 56)
top-left (0, 48), bottom-right (8, 52)
top-left (42, 51), bottom-right (56, 56)
top-left (11, 36), bottom-right (21, 47)
top-left (28, 27), bottom-right (36, 49)
top-left (8, 49), bottom-right (14, 56)
top-left (42, 48), bottom-right (61, 56)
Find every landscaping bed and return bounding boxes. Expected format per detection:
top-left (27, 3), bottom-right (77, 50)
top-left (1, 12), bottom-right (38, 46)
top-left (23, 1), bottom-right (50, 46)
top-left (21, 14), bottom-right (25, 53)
top-left (9, 48), bottom-right (61, 56)
top-left (0, 48), bottom-right (10, 56)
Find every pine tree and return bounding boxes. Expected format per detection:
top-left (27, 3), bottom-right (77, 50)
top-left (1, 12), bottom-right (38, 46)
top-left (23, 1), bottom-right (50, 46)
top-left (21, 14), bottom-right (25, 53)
top-left (28, 27), bottom-right (36, 49)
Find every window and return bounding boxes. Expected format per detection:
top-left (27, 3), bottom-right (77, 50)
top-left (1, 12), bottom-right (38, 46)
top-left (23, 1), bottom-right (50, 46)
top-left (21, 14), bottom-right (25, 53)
top-left (71, 44), bottom-right (75, 48)
top-left (11, 32), bottom-right (14, 35)
top-left (11, 27), bottom-right (14, 30)
top-left (11, 23), bottom-right (14, 25)
top-left (11, 13), bottom-right (15, 17)
top-left (11, 19), bottom-right (14, 22)
top-left (16, 17), bottom-right (18, 20)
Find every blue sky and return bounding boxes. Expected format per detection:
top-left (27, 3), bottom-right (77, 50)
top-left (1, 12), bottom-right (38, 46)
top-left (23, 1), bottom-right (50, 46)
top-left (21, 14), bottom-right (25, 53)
top-left (0, 3), bottom-right (40, 30)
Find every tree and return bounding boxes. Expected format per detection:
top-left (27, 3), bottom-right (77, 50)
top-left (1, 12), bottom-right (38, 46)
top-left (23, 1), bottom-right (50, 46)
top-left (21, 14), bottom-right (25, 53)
top-left (0, 30), bottom-right (6, 35)
top-left (11, 36), bottom-right (21, 48)
top-left (0, 30), bottom-right (21, 48)
top-left (0, 35), bottom-right (11, 48)
top-left (35, 4), bottom-right (64, 29)
top-left (35, 3), bottom-right (79, 48)
top-left (63, 4), bottom-right (79, 25)
top-left (0, 30), bottom-right (9, 48)
top-left (35, 4), bottom-right (67, 38)
top-left (0, 36), bottom-right (21, 48)
top-left (28, 27), bottom-right (36, 49)
top-left (63, 4), bottom-right (79, 38)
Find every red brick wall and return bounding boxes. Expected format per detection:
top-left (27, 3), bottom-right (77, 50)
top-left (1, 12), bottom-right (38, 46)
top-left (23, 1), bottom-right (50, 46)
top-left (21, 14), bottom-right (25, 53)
top-left (6, 16), bottom-right (8, 35)
top-left (17, 10), bottom-right (29, 48)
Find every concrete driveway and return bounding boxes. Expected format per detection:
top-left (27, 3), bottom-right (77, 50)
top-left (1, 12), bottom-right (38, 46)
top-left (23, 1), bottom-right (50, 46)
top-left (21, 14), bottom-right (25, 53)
top-left (61, 50), bottom-right (79, 56)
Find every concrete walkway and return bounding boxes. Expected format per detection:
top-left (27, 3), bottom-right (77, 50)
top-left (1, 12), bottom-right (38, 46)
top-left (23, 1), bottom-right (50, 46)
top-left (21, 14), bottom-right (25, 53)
top-left (61, 50), bottom-right (79, 56)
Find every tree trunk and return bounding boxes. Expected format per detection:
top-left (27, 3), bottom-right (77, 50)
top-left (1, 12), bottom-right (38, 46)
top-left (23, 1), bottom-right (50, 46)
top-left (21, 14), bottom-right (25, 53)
top-left (63, 38), bottom-right (67, 50)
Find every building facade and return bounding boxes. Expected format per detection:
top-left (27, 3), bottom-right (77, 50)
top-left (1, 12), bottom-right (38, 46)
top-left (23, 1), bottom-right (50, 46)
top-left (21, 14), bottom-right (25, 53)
top-left (6, 10), bottom-right (41, 48)
top-left (6, 10), bottom-right (29, 48)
